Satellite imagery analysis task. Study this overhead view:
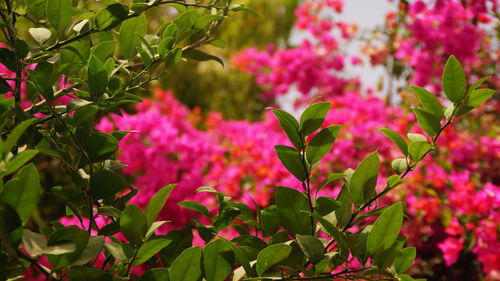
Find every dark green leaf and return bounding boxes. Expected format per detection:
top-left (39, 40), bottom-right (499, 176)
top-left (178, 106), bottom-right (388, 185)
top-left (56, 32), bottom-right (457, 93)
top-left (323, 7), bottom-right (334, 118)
top-left (218, 237), bottom-right (256, 277)
top-left (394, 247), bottom-right (416, 273)
top-left (232, 235), bottom-right (267, 251)
top-left (380, 128), bottom-right (408, 156)
top-left (134, 239), bottom-right (172, 265)
top-left (47, 0), bottom-right (72, 35)
top-left (169, 246), bottom-right (202, 281)
top-left (71, 236), bottom-right (105, 266)
top-left (408, 141), bottom-right (432, 162)
top-left (442, 55), bottom-right (466, 102)
top-left (85, 132), bottom-right (118, 162)
top-left (47, 226), bottom-right (89, 269)
top-left (276, 186), bottom-right (313, 237)
top-left (295, 234), bottom-right (324, 265)
top-left (306, 125), bottom-right (341, 166)
top-left (316, 173), bottom-right (344, 196)
top-left (0, 164), bottom-right (41, 223)
top-left (0, 202), bottom-right (22, 250)
top-left (73, 105), bottom-right (99, 124)
top-left (272, 109), bottom-right (302, 150)
top-left (29, 70), bottom-right (54, 102)
top-left (159, 226), bottom-right (192, 267)
top-left (0, 76), bottom-right (13, 94)
top-left (367, 202), bottom-right (403, 255)
top-left (182, 49), bottom-right (224, 67)
top-left (0, 48), bottom-right (17, 71)
top-left (22, 229), bottom-right (74, 258)
top-left (349, 152), bottom-right (379, 205)
top-left (261, 205), bottom-right (280, 236)
top-left (120, 204), bottom-right (148, 246)
top-left (14, 39), bottom-right (30, 59)
top-left (90, 169), bottom-right (123, 199)
top-left (274, 145), bottom-right (306, 182)
top-left (410, 86), bottom-right (443, 118)
top-left (178, 200), bottom-right (212, 220)
top-left (203, 239), bottom-right (234, 281)
top-left (119, 13), bottom-right (147, 58)
top-left (145, 184), bottom-right (175, 226)
top-left (316, 196), bottom-right (342, 216)
top-left (256, 244), bottom-right (291, 276)
top-left (95, 4), bottom-right (128, 30)
top-left (299, 102), bottom-right (331, 136)
top-left (139, 269), bottom-right (170, 281)
top-left (412, 108), bottom-right (441, 137)
top-left (87, 55), bottom-right (108, 99)
top-left (311, 213), bottom-right (348, 251)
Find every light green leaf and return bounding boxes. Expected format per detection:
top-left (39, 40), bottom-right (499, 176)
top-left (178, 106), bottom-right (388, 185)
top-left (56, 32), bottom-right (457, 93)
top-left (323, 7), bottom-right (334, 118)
top-left (87, 55), bottom-right (108, 99)
top-left (391, 158), bottom-right (408, 175)
top-left (47, 0), bottom-right (72, 35)
top-left (120, 204), bottom-right (148, 247)
top-left (71, 236), bottom-right (105, 266)
top-left (380, 128), bottom-right (408, 156)
top-left (95, 4), bottom-right (128, 30)
top-left (0, 164), bottom-right (41, 223)
top-left (299, 102), bottom-right (331, 136)
top-left (119, 13), bottom-right (147, 58)
top-left (295, 234), bottom-right (324, 265)
top-left (194, 15), bottom-right (222, 29)
top-left (178, 201), bottom-right (212, 220)
top-left (407, 133), bottom-right (426, 143)
top-left (274, 145), bottom-right (306, 182)
top-left (349, 152), bottom-right (379, 205)
top-left (134, 239), bottom-right (172, 265)
top-left (169, 246), bottom-right (202, 281)
top-left (442, 55), bottom-right (466, 102)
top-left (104, 242), bottom-right (127, 262)
top-left (29, 71), bottom-right (54, 103)
top-left (367, 202), bottom-right (403, 256)
top-left (306, 125), bottom-right (341, 167)
top-left (256, 244), bottom-right (291, 276)
top-left (29, 28), bottom-right (51, 45)
top-left (395, 247), bottom-right (416, 273)
top-left (182, 49), bottom-right (224, 67)
top-left (145, 184), bottom-right (175, 226)
top-left (410, 86), bottom-right (443, 118)
top-left (455, 89), bottom-right (496, 117)
top-left (2, 149), bottom-right (39, 177)
top-left (408, 141), bottom-right (432, 162)
top-left (203, 239), bottom-right (234, 281)
top-left (90, 41), bottom-right (116, 63)
top-left (276, 186), bottom-right (313, 237)
top-left (412, 108), bottom-right (441, 137)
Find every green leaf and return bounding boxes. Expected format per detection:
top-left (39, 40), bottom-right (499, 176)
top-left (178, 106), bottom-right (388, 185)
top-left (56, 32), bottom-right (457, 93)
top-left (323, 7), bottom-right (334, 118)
top-left (232, 235), bottom-right (267, 251)
top-left (316, 173), bottom-right (344, 196)
top-left (0, 48), bottom-right (16, 71)
top-left (395, 247), bottom-right (416, 273)
top-left (145, 184), bottom-right (175, 226)
top-left (71, 236), bottom-right (105, 266)
top-left (367, 202), bottom-right (403, 256)
top-left (311, 213), bottom-right (348, 252)
top-left (158, 36), bottom-right (175, 57)
top-left (0, 76), bottom-right (13, 94)
top-left (391, 158), bottom-right (408, 175)
top-left (134, 239), bottom-right (172, 265)
top-left (182, 49), bottom-right (224, 67)
top-left (276, 186), bottom-right (313, 237)
top-left (29, 70), bottom-right (54, 103)
top-left (387, 175), bottom-right (405, 190)
top-left (261, 205), bottom-right (280, 236)
top-left (29, 28), bottom-right (52, 45)
top-left (73, 105), bottom-right (99, 124)
top-left (0, 164), bottom-right (41, 223)
top-left (335, 184), bottom-right (353, 227)
top-left (442, 55), bottom-right (466, 102)
top-left (90, 41), bottom-right (116, 63)
top-left (295, 234), bottom-right (324, 265)
top-left (203, 239), bottom-right (234, 281)
top-left (164, 48), bottom-right (182, 67)
top-left (380, 128), bottom-right (408, 156)
top-left (159, 226), bottom-right (192, 267)
top-left (407, 133), bottom-right (427, 143)
top-left (218, 237), bottom-right (255, 277)
top-left (120, 204), bottom-right (148, 247)
top-left (88, 55), bottom-right (108, 99)
top-left (14, 39), bottom-right (30, 59)
top-left (47, 226), bottom-right (89, 269)
top-left (169, 246), bottom-right (202, 281)
top-left (408, 141), bottom-right (432, 162)
top-left (412, 108), bottom-right (441, 137)
top-left (272, 109), bottom-right (302, 150)
top-left (299, 102), bottom-right (331, 136)
top-left (349, 152), bottom-right (380, 205)
top-left (230, 5), bottom-right (260, 17)
top-left (22, 229), bottom-right (75, 258)
top-left (2, 149), bottom-right (39, 177)
top-left (0, 202), bottom-right (21, 250)
top-left (95, 4), bottom-right (128, 30)
top-left (90, 169), bottom-right (123, 199)
top-left (274, 145), bottom-right (306, 182)
top-left (119, 13), bottom-right (147, 58)
top-left (139, 269), bottom-right (170, 281)
top-left (306, 125), bottom-right (341, 166)
top-left (194, 15), bottom-right (222, 29)
top-left (410, 86), bottom-right (443, 118)
top-left (316, 196), bottom-right (342, 216)
top-left (256, 244), bottom-right (292, 276)
top-left (163, 23), bottom-right (178, 39)
top-left (85, 132), bottom-right (118, 162)
top-left (47, 0), bottom-right (72, 35)
top-left (455, 89), bottom-right (496, 117)
top-left (178, 200), bottom-right (212, 220)
top-left (173, 10), bottom-right (198, 33)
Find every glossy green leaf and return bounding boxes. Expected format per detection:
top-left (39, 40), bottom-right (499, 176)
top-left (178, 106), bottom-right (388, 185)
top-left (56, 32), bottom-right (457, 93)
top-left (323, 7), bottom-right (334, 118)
top-left (391, 158), bottom-right (408, 175)
top-left (256, 244), bottom-right (291, 276)
top-left (203, 239), bottom-right (234, 281)
top-left (88, 55), bottom-right (108, 99)
top-left (295, 234), bottom-right (324, 265)
top-left (2, 149), bottom-right (39, 176)
top-left (274, 145), bottom-right (306, 182)
top-left (272, 109), bottom-right (302, 150)
top-left (395, 247), bottom-right (416, 273)
top-left (276, 186), bottom-right (313, 237)
top-left (22, 229), bottom-right (75, 258)
top-left (120, 204), bottom-right (148, 247)
top-left (442, 55), bottom-right (466, 102)
top-left (410, 86), bottom-right (443, 118)
top-left (178, 200), bottom-right (212, 220)
top-left (0, 164), bottom-right (41, 223)
top-left (169, 246), bottom-right (202, 281)
top-left (412, 108), bottom-right (441, 137)
top-left (163, 23), bottom-right (178, 39)
top-left (367, 202), bottom-right (403, 256)
top-left (408, 141), bottom-right (432, 162)
top-left (134, 239), bottom-right (172, 265)
top-left (380, 128), bottom-right (408, 156)
top-left (145, 184), bottom-right (175, 226)
top-left (90, 169), bottom-right (123, 199)
top-left (119, 13), bottom-right (147, 58)
top-left (95, 4), bottom-right (128, 30)
top-left (349, 152), bottom-right (380, 205)
top-left (306, 125), bottom-right (341, 166)
top-left (182, 49), bottom-right (224, 67)
top-left (299, 102), bottom-right (331, 136)
top-left (47, 0), bottom-right (72, 35)
top-left (335, 184), bottom-right (353, 227)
